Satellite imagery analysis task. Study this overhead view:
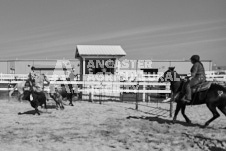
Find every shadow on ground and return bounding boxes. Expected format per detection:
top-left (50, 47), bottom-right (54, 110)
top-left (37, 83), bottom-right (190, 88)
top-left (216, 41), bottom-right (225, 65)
top-left (209, 146), bottom-right (226, 151)
top-left (18, 109), bottom-right (52, 115)
top-left (126, 115), bottom-right (205, 128)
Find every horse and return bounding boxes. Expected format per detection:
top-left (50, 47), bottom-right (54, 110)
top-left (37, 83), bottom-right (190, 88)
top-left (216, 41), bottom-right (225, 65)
top-left (49, 84), bottom-right (65, 110)
top-left (159, 68), bottom-right (226, 127)
top-left (9, 81), bottom-right (27, 102)
top-left (49, 78), bottom-right (75, 108)
top-left (21, 81), bottom-right (47, 115)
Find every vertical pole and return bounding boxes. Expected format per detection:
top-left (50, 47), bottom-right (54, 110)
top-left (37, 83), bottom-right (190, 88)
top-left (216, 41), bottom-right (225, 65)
top-left (82, 58), bottom-right (86, 100)
top-left (8, 80), bottom-right (10, 101)
top-left (135, 60), bottom-right (139, 110)
top-left (142, 82), bottom-right (145, 102)
top-left (83, 58), bottom-right (86, 76)
top-left (99, 82), bottom-right (102, 104)
top-left (170, 92), bottom-right (174, 117)
top-left (135, 81), bottom-right (139, 110)
top-left (89, 85), bottom-right (93, 102)
top-left (120, 92), bottom-right (123, 102)
top-left (121, 81), bottom-right (124, 102)
top-left (89, 89), bottom-right (91, 102)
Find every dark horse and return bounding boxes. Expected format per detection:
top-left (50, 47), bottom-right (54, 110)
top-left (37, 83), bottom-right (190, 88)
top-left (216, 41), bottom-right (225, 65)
top-left (159, 69), bottom-right (226, 127)
top-left (22, 80), bottom-right (47, 115)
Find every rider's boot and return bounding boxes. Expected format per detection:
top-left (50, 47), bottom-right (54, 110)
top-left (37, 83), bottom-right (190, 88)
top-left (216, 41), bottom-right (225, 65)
top-left (181, 96), bottom-right (191, 103)
top-left (182, 82), bottom-right (192, 103)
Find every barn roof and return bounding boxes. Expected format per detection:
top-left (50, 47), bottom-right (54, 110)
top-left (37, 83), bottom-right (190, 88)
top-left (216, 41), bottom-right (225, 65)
top-left (75, 45), bottom-right (126, 58)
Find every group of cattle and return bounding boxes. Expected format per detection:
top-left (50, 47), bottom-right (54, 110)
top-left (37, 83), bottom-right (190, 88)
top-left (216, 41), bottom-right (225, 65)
top-left (9, 80), bottom-right (77, 115)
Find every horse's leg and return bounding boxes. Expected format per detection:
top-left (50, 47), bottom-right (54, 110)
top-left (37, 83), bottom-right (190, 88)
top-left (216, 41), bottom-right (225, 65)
top-left (18, 93), bottom-right (25, 102)
top-left (52, 97), bottom-right (59, 110)
top-left (204, 103), bottom-right (220, 127)
top-left (9, 90), bottom-right (14, 101)
top-left (58, 98), bottom-right (62, 109)
top-left (35, 106), bottom-right (40, 115)
top-left (60, 98), bottom-right (65, 109)
top-left (55, 99), bottom-right (60, 110)
top-left (218, 105), bottom-right (226, 116)
top-left (69, 92), bottom-right (74, 106)
top-left (181, 105), bottom-right (191, 124)
top-left (56, 96), bottom-right (63, 109)
top-left (50, 94), bottom-right (59, 110)
top-left (18, 93), bottom-right (21, 102)
top-left (61, 102), bottom-right (65, 110)
top-left (60, 97), bottom-right (65, 105)
top-left (173, 103), bottom-right (181, 123)
top-left (44, 99), bottom-right (47, 112)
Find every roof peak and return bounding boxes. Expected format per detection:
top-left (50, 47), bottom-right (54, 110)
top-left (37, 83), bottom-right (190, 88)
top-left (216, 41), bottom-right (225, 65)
top-left (75, 45), bottom-right (126, 58)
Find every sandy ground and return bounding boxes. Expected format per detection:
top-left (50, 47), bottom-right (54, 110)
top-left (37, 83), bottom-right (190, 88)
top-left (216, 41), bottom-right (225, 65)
top-left (0, 98), bottom-right (226, 151)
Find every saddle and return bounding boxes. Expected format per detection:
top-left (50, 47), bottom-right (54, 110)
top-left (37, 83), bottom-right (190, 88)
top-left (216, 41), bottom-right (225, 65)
top-left (191, 81), bottom-right (212, 93)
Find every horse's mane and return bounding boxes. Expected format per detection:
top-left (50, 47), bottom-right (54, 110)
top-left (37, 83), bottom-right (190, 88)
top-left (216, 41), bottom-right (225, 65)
top-left (161, 69), bottom-right (184, 93)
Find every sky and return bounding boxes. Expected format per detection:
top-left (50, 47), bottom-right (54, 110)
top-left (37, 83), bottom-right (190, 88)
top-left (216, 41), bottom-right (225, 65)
top-left (0, 0), bottom-right (226, 65)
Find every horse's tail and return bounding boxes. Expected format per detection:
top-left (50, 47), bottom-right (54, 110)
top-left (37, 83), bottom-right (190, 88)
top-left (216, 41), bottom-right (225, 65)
top-left (217, 85), bottom-right (226, 98)
top-left (209, 83), bottom-right (226, 100)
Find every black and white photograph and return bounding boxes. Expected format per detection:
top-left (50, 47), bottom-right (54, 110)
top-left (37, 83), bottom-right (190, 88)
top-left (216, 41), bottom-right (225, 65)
top-left (0, 0), bottom-right (226, 151)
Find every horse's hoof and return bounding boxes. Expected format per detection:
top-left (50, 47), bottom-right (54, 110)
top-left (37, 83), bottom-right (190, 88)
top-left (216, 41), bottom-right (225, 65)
top-left (186, 120), bottom-right (192, 124)
top-left (201, 125), bottom-right (207, 128)
top-left (37, 112), bottom-right (41, 115)
top-left (203, 123), bottom-right (209, 128)
top-left (172, 120), bottom-right (176, 124)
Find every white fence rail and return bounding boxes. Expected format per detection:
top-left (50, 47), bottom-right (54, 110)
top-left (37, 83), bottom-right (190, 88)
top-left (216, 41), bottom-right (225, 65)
top-left (1, 80), bottom-right (171, 94)
top-left (1, 72), bottom-right (226, 81)
top-left (1, 80), bottom-right (171, 106)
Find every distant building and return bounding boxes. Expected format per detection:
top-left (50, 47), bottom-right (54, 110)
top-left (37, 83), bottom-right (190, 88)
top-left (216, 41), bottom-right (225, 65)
top-left (0, 46), bottom-right (213, 76)
top-left (118, 60), bottom-right (212, 75)
top-left (75, 45), bottom-right (126, 80)
top-left (0, 59), bottom-right (79, 75)
top-left (143, 60), bottom-right (212, 74)
top-left (212, 65), bottom-right (226, 71)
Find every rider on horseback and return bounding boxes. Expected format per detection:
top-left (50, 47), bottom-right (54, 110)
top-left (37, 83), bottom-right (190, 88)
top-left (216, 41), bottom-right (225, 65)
top-left (182, 55), bottom-right (206, 103)
top-left (28, 66), bottom-right (50, 92)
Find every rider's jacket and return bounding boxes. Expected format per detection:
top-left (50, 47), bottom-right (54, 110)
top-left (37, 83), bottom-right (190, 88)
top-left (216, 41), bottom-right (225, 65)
top-left (190, 62), bottom-right (206, 79)
top-left (190, 62), bottom-right (206, 86)
top-left (29, 72), bottom-right (50, 92)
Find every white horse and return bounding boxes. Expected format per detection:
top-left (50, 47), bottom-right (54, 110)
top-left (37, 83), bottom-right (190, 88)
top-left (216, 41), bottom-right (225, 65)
top-left (9, 81), bottom-right (27, 102)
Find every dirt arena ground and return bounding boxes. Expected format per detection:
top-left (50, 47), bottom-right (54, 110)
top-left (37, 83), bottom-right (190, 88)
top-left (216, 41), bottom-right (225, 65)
top-left (0, 98), bottom-right (226, 151)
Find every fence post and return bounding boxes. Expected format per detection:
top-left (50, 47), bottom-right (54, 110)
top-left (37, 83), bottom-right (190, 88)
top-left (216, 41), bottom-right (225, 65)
top-left (170, 92), bottom-right (174, 117)
top-left (120, 81), bottom-right (124, 102)
top-left (89, 85), bottom-right (93, 102)
top-left (142, 82), bottom-right (145, 102)
top-left (8, 80), bottom-right (11, 101)
top-left (135, 81), bottom-right (139, 110)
